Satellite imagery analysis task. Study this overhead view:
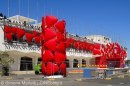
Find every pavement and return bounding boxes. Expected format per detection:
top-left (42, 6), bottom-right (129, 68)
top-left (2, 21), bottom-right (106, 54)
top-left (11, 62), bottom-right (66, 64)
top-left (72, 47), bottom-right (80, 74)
top-left (0, 73), bottom-right (130, 86)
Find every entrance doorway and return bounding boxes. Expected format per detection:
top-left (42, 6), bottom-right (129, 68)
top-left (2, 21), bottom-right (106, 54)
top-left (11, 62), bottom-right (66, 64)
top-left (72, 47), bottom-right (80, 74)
top-left (20, 57), bottom-right (33, 71)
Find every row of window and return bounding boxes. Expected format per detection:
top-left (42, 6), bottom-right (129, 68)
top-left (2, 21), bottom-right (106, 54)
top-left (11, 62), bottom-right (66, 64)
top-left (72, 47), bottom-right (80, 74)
top-left (16, 57), bottom-right (123, 71)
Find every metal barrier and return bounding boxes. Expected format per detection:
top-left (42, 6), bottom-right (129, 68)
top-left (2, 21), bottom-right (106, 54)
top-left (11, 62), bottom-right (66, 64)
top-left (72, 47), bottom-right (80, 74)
top-left (83, 68), bottom-right (130, 79)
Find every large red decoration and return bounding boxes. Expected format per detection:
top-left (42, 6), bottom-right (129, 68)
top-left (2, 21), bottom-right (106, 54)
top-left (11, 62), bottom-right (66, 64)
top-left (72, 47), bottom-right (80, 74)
top-left (44, 39), bottom-right (57, 52)
top-left (3, 15), bottom-right (127, 72)
top-left (64, 37), bottom-right (127, 68)
top-left (46, 62), bottom-right (59, 76)
top-left (55, 20), bottom-right (66, 33)
top-left (25, 33), bottom-right (34, 44)
top-left (54, 52), bottom-right (66, 65)
top-left (17, 28), bottom-right (25, 39)
top-left (42, 50), bottom-right (55, 62)
top-left (5, 33), bottom-right (12, 41)
top-left (45, 16), bottom-right (58, 28)
top-left (59, 63), bottom-right (66, 75)
top-left (44, 28), bottom-right (56, 41)
top-left (4, 25), bottom-right (12, 33)
top-left (34, 36), bottom-right (41, 44)
top-left (41, 15), bottom-right (66, 76)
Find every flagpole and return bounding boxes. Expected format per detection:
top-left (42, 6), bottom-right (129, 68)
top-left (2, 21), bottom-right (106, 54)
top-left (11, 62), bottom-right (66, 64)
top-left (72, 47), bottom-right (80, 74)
top-left (28, 0), bottom-right (30, 22)
top-left (8, 0), bottom-right (10, 18)
top-left (36, 0), bottom-right (38, 23)
top-left (19, 0), bottom-right (20, 15)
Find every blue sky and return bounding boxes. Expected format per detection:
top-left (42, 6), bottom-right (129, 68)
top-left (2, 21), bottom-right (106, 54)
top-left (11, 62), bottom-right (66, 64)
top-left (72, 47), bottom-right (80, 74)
top-left (0, 0), bottom-right (130, 59)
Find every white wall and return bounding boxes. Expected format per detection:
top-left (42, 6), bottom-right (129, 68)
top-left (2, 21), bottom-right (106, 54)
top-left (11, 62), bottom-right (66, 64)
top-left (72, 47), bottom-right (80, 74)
top-left (0, 25), bottom-right (41, 53)
top-left (86, 35), bottom-right (112, 45)
top-left (0, 26), bottom-right (6, 51)
top-left (66, 48), bottom-right (93, 57)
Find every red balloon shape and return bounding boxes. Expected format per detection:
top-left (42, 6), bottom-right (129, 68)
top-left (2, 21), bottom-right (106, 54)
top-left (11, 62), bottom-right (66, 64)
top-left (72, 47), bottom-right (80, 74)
top-left (59, 63), bottom-right (66, 75)
top-left (66, 39), bottom-right (71, 48)
top-left (42, 50), bottom-right (55, 62)
top-left (40, 33), bottom-right (44, 42)
top-left (57, 32), bottom-right (65, 42)
top-left (5, 33), bottom-right (12, 41)
top-left (44, 39), bottom-right (57, 52)
top-left (46, 62), bottom-right (59, 76)
top-left (54, 52), bottom-right (66, 65)
top-left (94, 44), bottom-right (101, 49)
top-left (44, 28), bottom-right (56, 41)
top-left (93, 49), bottom-right (101, 55)
top-left (25, 33), bottom-right (34, 44)
top-left (42, 17), bottom-right (45, 31)
top-left (56, 42), bottom-right (65, 53)
top-left (34, 36), bottom-right (41, 44)
top-left (17, 28), bottom-right (25, 39)
top-left (55, 20), bottom-right (66, 33)
top-left (33, 30), bottom-right (39, 37)
top-left (4, 25), bottom-right (12, 33)
top-left (45, 16), bottom-right (58, 28)
top-left (12, 27), bottom-right (17, 34)
top-left (41, 63), bottom-right (46, 75)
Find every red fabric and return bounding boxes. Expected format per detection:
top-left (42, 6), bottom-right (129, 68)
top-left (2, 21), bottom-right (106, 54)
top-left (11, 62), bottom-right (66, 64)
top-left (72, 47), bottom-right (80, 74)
top-left (57, 32), bottom-right (65, 42)
top-left (42, 50), bottom-right (55, 62)
top-left (25, 33), bottom-right (34, 43)
top-left (93, 49), bottom-right (101, 55)
top-left (55, 20), bottom-right (66, 33)
top-left (33, 30), bottom-right (39, 37)
top-left (4, 25), bottom-right (12, 33)
top-left (82, 42), bottom-right (87, 50)
top-left (45, 16), bottom-right (58, 28)
top-left (46, 62), bottom-right (59, 76)
top-left (90, 44), bottom-right (94, 51)
top-left (79, 42), bottom-right (84, 50)
top-left (73, 42), bottom-right (78, 49)
top-left (42, 63), bottom-right (46, 75)
top-left (44, 39), bottom-right (57, 52)
top-left (56, 42), bottom-right (65, 53)
top-left (86, 44), bottom-right (90, 50)
top-left (44, 28), bottom-right (56, 41)
top-left (106, 43), bottom-right (110, 48)
top-left (94, 43), bottom-right (101, 49)
top-left (12, 27), bottom-right (17, 34)
top-left (34, 36), bottom-right (41, 44)
top-left (17, 28), bottom-right (25, 39)
top-left (5, 33), bottom-right (12, 41)
top-left (41, 15), bottom-right (66, 76)
top-left (66, 38), bottom-right (71, 48)
top-left (59, 63), bottom-right (66, 75)
top-left (115, 42), bottom-right (120, 48)
top-left (42, 17), bottom-right (45, 31)
top-left (54, 52), bottom-right (66, 65)
top-left (40, 33), bottom-right (44, 42)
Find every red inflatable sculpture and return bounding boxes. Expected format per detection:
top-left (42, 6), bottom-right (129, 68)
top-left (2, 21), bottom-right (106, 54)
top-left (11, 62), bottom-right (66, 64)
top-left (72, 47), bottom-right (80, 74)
top-left (41, 15), bottom-right (66, 76)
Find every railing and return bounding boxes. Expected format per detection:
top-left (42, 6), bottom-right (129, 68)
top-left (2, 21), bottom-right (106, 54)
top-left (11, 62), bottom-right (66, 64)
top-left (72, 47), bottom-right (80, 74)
top-left (0, 17), bottom-right (41, 32)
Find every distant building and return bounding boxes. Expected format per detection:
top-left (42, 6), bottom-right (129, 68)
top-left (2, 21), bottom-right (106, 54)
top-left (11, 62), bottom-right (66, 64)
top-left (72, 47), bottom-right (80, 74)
top-left (85, 35), bottom-right (111, 45)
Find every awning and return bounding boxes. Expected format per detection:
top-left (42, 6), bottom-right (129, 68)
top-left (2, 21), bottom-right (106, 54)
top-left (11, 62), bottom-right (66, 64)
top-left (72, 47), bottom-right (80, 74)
top-left (8, 15), bottom-right (37, 23)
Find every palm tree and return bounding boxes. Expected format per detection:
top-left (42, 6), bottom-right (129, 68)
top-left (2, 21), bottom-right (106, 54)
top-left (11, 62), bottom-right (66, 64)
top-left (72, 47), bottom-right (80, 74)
top-left (0, 52), bottom-right (14, 76)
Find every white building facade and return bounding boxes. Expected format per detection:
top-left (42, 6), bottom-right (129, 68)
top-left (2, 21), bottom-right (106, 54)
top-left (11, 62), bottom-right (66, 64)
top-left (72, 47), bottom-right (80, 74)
top-left (0, 15), bottom-right (97, 74)
top-left (85, 35), bottom-right (112, 45)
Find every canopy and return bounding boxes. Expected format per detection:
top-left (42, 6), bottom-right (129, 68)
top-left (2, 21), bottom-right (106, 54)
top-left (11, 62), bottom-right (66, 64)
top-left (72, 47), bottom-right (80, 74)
top-left (8, 15), bottom-right (37, 23)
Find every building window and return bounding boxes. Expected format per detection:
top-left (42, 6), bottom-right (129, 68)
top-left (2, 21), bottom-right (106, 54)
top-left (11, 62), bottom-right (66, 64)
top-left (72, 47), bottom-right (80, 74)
top-left (73, 59), bottom-right (78, 68)
top-left (66, 59), bottom-right (70, 68)
top-left (37, 58), bottom-right (42, 64)
top-left (20, 57), bottom-right (33, 71)
top-left (82, 59), bottom-right (86, 67)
